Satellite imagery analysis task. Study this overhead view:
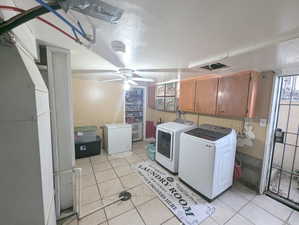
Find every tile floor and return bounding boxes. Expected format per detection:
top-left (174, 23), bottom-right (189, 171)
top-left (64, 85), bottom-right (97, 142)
top-left (269, 171), bottom-right (299, 205)
top-left (63, 141), bottom-right (298, 225)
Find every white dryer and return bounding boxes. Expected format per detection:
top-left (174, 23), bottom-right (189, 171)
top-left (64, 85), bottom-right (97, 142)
top-left (178, 124), bottom-right (237, 201)
top-left (156, 122), bottom-right (196, 173)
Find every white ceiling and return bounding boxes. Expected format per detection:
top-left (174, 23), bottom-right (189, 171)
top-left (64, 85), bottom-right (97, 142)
top-left (6, 0), bottom-right (299, 80)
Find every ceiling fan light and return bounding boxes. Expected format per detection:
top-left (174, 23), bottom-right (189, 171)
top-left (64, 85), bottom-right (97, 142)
top-left (124, 81), bottom-right (130, 91)
top-left (128, 80), bottom-right (138, 86)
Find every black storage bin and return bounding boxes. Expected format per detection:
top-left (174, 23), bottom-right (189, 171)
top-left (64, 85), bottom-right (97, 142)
top-left (75, 136), bottom-right (101, 159)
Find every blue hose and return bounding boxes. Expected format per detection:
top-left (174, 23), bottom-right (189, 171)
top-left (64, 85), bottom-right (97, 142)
top-left (35, 0), bottom-right (89, 40)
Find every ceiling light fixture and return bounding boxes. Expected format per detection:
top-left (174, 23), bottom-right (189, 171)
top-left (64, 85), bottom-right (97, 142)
top-left (124, 81), bottom-right (130, 91)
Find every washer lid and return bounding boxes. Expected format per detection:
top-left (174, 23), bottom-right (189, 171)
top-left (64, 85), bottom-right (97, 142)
top-left (185, 124), bottom-right (232, 141)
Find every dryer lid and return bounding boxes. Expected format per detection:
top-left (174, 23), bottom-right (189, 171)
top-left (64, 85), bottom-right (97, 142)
top-left (185, 124), bottom-right (232, 141)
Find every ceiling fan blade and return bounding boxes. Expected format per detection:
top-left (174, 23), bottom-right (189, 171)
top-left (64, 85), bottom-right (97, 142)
top-left (132, 73), bottom-right (142, 78)
top-left (135, 68), bottom-right (198, 73)
top-left (97, 78), bottom-right (123, 83)
top-left (128, 80), bottom-right (138, 85)
top-left (90, 34), bottom-right (125, 68)
top-left (72, 69), bottom-right (117, 74)
top-left (131, 77), bottom-right (155, 82)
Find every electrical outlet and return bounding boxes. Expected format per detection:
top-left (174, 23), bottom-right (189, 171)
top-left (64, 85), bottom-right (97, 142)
top-left (259, 119), bottom-right (267, 128)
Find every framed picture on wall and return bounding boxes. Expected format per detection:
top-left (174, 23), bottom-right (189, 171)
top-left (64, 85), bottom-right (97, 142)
top-left (165, 97), bottom-right (177, 112)
top-left (165, 82), bottom-right (176, 96)
top-left (155, 97), bottom-right (165, 111)
top-left (156, 85), bottom-right (165, 97)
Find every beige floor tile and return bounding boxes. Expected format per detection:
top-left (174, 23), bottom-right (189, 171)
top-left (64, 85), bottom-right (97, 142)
top-left (252, 195), bottom-right (293, 221)
top-left (114, 165), bottom-right (135, 177)
top-left (108, 209), bottom-right (145, 225)
top-left (218, 190), bottom-right (248, 211)
top-left (199, 217), bottom-right (219, 225)
top-left (78, 165), bottom-right (93, 176)
top-left (81, 174), bottom-right (96, 188)
top-left (108, 152), bottom-right (133, 160)
top-left (98, 178), bottom-right (124, 198)
top-left (92, 161), bottom-right (112, 172)
top-left (130, 184), bottom-right (156, 206)
top-left (211, 199), bottom-right (235, 225)
top-left (80, 200), bottom-right (103, 217)
top-left (230, 183), bottom-right (256, 201)
top-left (110, 158), bottom-right (130, 167)
top-left (91, 155), bottom-right (108, 163)
top-left (82, 185), bottom-right (100, 205)
top-left (102, 195), bottom-right (134, 219)
top-left (95, 169), bottom-right (117, 183)
top-left (137, 198), bottom-right (173, 225)
top-left (239, 202), bottom-right (284, 225)
top-left (79, 209), bottom-right (106, 225)
top-left (125, 154), bottom-right (143, 164)
top-left (288, 211), bottom-right (299, 225)
top-left (120, 173), bottom-right (143, 189)
top-left (162, 217), bottom-right (182, 225)
top-left (225, 214), bottom-right (254, 225)
top-left (76, 158), bottom-right (91, 167)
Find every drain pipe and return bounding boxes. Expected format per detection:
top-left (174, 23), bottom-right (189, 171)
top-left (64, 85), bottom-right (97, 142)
top-left (188, 32), bottom-right (299, 68)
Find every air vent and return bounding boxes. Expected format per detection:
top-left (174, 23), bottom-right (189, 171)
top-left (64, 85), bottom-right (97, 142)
top-left (111, 40), bottom-right (126, 53)
top-left (201, 63), bottom-right (228, 71)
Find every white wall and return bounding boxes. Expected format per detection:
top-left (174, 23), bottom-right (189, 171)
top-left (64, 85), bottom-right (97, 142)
top-left (0, 44), bottom-right (56, 225)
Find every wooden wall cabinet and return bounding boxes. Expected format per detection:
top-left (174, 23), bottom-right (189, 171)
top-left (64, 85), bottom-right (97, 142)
top-left (148, 85), bottom-right (156, 109)
top-left (216, 71), bottom-right (251, 117)
top-left (247, 71), bottom-right (274, 118)
top-left (195, 77), bottom-right (219, 115)
top-left (179, 79), bottom-right (196, 112)
top-left (175, 70), bottom-right (274, 119)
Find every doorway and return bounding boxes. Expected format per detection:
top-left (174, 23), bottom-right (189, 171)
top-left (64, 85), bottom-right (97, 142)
top-left (266, 75), bottom-right (299, 210)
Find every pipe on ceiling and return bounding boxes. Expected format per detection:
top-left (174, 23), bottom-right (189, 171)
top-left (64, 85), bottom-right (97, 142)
top-left (0, 5), bottom-right (78, 42)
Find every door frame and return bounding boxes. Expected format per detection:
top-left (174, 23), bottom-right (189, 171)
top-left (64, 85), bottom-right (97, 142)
top-left (259, 74), bottom-right (280, 194)
top-left (260, 72), bottom-right (299, 207)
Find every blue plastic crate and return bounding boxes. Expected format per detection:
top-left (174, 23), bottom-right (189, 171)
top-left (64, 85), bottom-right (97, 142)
top-left (146, 143), bottom-right (156, 161)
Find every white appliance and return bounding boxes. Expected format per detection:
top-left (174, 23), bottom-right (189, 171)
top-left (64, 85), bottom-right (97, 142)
top-left (156, 122), bottom-right (196, 173)
top-left (179, 124), bottom-right (237, 201)
top-left (104, 123), bottom-right (132, 154)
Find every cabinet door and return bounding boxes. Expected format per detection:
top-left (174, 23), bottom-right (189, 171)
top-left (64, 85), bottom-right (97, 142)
top-left (195, 78), bottom-right (219, 115)
top-left (179, 79), bottom-right (196, 112)
top-left (217, 72), bottom-right (251, 117)
top-left (247, 71), bottom-right (274, 118)
top-left (148, 86), bottom-right (156, 109)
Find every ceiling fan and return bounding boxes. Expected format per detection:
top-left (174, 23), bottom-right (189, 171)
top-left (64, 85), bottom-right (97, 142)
top-left (62, 2), bottom-right (201, 88)
top-left (94, 68), bottom-right (155, 90)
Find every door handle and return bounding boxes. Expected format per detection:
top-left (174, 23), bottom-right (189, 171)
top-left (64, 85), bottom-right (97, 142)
top-left (274, 128), bottom-right (285, 143)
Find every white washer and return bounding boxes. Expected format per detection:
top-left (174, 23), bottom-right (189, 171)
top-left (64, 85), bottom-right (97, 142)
top-left (178, 124), bottom-right (237, 201)
top-left (156, 122), bottom-right (196, 173)
top-left (104, 123), bottom-right (132, 154)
